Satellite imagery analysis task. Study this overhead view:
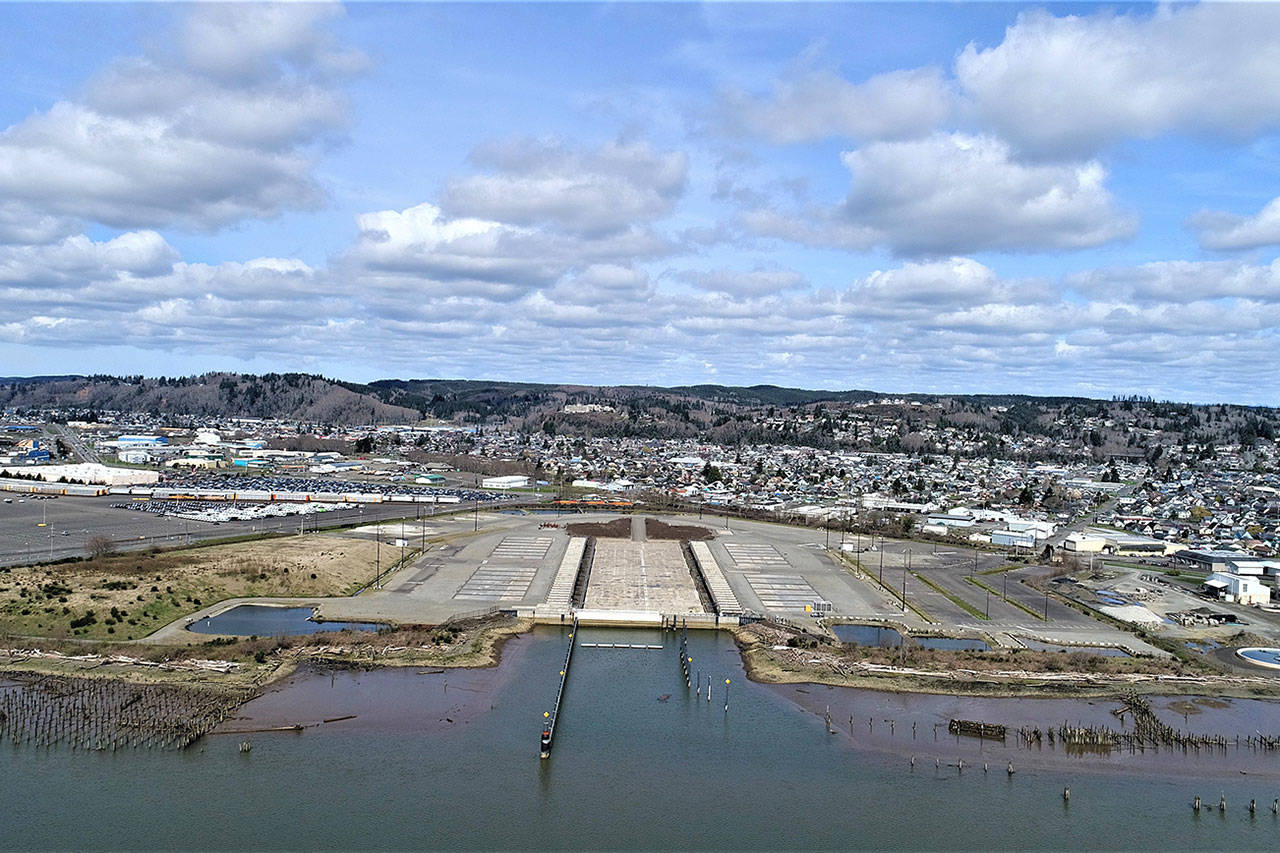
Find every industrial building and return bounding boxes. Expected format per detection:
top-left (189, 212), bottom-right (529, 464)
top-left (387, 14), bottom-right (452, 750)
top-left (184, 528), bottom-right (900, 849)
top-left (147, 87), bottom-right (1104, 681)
top-left (1064, 529), bottom-right (1177, 556)
top-left (991, 529), bottom-right (1036, 549)
top-left (0, 462), bottom-right (158, 486)
top-left (1202, 572), bottom-right (1271, 606)
top-left (481, 475), bottom-right (531, 489)
top-left (1174, 549), bottom-right (1268, 575)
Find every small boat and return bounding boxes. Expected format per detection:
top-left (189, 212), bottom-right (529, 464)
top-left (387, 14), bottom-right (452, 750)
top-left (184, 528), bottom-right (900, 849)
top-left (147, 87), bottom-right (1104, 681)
top-left (657, 694), bottom-right (671, 702)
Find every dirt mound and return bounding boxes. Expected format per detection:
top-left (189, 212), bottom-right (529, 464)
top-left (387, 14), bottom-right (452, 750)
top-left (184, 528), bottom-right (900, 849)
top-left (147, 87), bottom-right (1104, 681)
top-left (645, 519), bottom-right (714, 541)
top-left (562, 517), bottom-right (715, 540)
top-left (565, 518), bottom-right (632, 538)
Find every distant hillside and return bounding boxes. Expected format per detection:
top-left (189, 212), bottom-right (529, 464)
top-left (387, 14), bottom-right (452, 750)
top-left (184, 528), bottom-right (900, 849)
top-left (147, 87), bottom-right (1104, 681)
top-left (0, 373), bottom-right (419, 425)
top-left (2, 374), bottom-right (1276, 462)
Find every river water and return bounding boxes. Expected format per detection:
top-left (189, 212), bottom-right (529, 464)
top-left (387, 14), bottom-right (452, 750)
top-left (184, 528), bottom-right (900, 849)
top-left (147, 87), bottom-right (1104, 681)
top-left (4, 627), bottom-right (1280, 850)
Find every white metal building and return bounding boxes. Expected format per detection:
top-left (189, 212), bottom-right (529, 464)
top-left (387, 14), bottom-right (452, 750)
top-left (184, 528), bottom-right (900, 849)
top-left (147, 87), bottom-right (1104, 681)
top-left (481, 475), bottom-right (531, 489)
top-left (1203, 572), bottom-right (1271, 606)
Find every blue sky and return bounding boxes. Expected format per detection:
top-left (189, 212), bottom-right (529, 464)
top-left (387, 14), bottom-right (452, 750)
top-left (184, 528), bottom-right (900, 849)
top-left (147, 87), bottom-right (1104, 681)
top-left (2, 2), bottom-right (1280, 404)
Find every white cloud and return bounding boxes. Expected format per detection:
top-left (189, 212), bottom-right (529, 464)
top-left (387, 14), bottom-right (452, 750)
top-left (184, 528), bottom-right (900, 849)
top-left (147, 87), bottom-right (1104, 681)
top-left (442, 139), bottom-right (687, 235)
top-left (723, 66), bottom-right (952, 144)
top-left (747, 134), bottom-right (1133, 256)
top-left (177, 2), bottom-right (366, 83)
top-left (1189, 196), bottom-right (1280, 251)
top-left (0, 2), bottom-right (361, 231)
top-left (0, 202), bottom-right (77, 246)
top-left (1067, 259), bottom-right (1280, 304)
top-left (849, 257), bottom-right (1043, 307)
top-left (343, 201), bottom-right (675, 303)
top-left (956, 4), bottom-right (1280, 157)
top-left (0, 231), bottom-right (177, 287)
top-left (4, 229), bottom-right (1279, 403)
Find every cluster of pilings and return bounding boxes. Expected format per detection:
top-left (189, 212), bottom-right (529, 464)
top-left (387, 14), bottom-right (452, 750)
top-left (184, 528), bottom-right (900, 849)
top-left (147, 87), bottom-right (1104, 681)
top-left (678, 628), bottom-right (691, 689)
top-left (1018, 724), bottom-right (1120, 755)
top-left (0, 673), bottom-right (250, 751)
top-left (1010, 691), bottom-right (1280, 757)
top-left (1116, 692), bottom-right (1237, 752)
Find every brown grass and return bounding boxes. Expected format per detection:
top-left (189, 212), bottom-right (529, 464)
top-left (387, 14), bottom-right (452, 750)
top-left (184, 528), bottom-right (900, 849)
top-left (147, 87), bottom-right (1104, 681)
top-left (0, 535), bottom-right (384, 642)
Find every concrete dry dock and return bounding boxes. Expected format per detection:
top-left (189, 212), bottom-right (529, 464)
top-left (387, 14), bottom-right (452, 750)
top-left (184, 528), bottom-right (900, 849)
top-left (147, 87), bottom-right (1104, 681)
top-left (585, 539), bottom-right (702, 613)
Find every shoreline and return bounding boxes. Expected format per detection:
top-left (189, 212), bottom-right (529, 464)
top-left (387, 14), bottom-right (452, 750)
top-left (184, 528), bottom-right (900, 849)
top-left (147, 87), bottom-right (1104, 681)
top-left (733, 622), bottom-right (1280, 701)
top-left (7, 614), bottom-right (1280, 702)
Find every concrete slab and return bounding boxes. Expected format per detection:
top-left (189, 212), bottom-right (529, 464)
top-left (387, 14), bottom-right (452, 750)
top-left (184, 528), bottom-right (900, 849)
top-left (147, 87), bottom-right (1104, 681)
top-left (584, 539), bottom-right (703, 614)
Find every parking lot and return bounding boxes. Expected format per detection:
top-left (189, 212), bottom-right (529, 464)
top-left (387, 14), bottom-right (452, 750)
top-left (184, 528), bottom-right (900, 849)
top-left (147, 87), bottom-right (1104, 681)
top-left (0, 494), bottom-right (498, 568)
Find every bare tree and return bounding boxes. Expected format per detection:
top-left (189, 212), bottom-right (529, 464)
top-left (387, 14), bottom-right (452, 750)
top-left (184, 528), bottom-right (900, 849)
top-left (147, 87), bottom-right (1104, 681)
top-left (86, 534), bottom-right (116, 560)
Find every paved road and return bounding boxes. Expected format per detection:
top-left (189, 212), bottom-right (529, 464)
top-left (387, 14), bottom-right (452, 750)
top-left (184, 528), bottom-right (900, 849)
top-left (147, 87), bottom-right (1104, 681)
top-left (52, 423), bottom-right (102, 464)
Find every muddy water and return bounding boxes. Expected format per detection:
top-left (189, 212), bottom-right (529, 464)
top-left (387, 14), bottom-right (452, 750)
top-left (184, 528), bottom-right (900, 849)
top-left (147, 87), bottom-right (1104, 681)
top-left (3, 627), bottom-right (1280, 850)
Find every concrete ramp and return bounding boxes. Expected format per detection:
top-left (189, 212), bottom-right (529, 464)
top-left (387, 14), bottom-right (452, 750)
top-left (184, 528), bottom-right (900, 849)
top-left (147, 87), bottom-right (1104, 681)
top-left (631, 515), bottom-right (646, 542)
top-left (690, 541), bottom-right (744, 616)
top-left (538, 537), bottom-right (586, 614)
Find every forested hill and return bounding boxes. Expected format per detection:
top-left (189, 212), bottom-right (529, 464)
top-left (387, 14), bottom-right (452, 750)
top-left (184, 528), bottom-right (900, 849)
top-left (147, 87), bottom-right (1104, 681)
top-left (0, 373), bottom-right (419, 425)
top-left (1, 375), bottom-right (1275, 459)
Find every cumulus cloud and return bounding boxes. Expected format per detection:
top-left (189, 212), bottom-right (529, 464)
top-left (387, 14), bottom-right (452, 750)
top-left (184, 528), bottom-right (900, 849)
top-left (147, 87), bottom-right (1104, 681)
top-left (345, 201), bottom-right (674, 300)
top-left (5, 227), bottom-right (1280, 402)
top-left (1067, 259), bottom-right (1280, 304)
top-left (0, 2), bottom-right (361, 231)
top-left (176, 2), bottom-right (366, 82)
top-left (722, 66), bottom-right (952, 143)
top-left (848, 257), bottom-right (1048, 308)
top-left (1189, 197), bottom-right (1280, 251)
top-left (956, 4), bottom-right (1280, 157)
top-left (441, 139), bottom-right (687, 235)
top-left (0, 202), bottom-right (77, 246)
top-left (746, 134), bottom-right (1133, 256)
top-left (0, 231), bottom-right (178, 288)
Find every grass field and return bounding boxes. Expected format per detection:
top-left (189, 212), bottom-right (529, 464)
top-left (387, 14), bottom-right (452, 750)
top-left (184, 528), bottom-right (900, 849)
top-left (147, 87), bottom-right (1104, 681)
top-left (0, 535), bottom-right (381, 641)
